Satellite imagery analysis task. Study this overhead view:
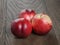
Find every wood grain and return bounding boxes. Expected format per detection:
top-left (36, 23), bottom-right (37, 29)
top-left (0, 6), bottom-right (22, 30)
top-left (45, 0), bottom-right (60, 45)
top-left (0, 0), bottom-right (5, 45)
top-left (1, 0), bottom-right (60, 45)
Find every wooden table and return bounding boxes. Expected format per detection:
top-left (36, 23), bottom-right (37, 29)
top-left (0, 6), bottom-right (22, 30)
top-left (0, 0), bottom-right (60, 45)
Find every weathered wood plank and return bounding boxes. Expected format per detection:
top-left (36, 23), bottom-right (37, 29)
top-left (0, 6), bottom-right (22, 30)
top-left (0, 0), bottom-right (4, 45)
top-left (0, 0), bottom-right (5, 45)
top-left (45, 0), bottom-right (60, 45)
top-left (2, 0), bottom-right (60, 45)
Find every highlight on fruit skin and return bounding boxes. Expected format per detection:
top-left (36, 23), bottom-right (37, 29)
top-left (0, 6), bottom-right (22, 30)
top-left (18, 9), bottom-right (36, 21)
top-left (32, 13), bottom-right (52, 35)
top-left (11, 18), bottom-right (32, 38)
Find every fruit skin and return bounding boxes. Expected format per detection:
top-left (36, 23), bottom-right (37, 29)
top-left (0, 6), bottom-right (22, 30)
top-left (32, 13), bottom-right (52, 35)
top-left (19, 9), bottom-right (36, 21)
top-left (11, 18), bottom-right (32, 38)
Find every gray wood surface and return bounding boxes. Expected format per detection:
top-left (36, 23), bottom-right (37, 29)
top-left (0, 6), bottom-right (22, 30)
top-left (0, 0), bottom-right (60, 45)
top-left (45, 0), bottom-right (60, 45)
top-left (0, 0), bottom-right (5, 45)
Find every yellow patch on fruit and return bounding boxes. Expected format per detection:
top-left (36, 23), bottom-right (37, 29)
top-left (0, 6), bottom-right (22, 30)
top-left (41, 15), bottom-right (52, 24)
top-left (33, 14), bottom-right (42, 19)
top-left (32, 13), bottom-right (52, 25)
